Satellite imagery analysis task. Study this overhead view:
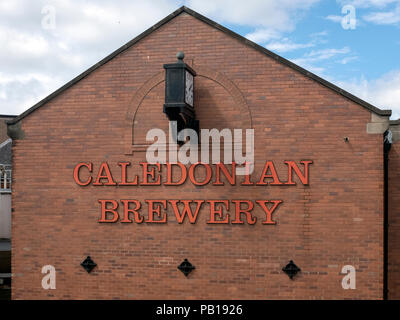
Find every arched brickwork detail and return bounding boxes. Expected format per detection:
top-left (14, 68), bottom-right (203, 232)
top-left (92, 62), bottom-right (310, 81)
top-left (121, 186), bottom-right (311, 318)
top-left (123, 71), bottom-right (164, 154)
top-left (124, 65), bottom-right (252, 154)
top-left (193, 64), bottom-right (252, 129)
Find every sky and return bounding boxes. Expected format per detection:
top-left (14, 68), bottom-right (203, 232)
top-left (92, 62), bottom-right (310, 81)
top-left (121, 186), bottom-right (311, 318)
top-left (0, 0), bottom-right (400, 119)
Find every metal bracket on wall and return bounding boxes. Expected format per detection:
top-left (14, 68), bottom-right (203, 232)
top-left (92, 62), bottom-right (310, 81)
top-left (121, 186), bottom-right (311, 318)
top-left (178, 259), bottom-right (195, 277)
top-left (81, 256), bottom-right (97, 273)
top-left (282, 260), bottom-right (301, 280)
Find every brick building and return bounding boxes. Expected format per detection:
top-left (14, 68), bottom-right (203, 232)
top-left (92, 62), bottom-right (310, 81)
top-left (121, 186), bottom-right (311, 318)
top-left (5, 7), bottom-right (400, 299)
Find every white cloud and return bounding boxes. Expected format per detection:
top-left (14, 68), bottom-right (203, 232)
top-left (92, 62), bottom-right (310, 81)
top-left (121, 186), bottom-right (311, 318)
top-left (234, 1), bottom-right (323, 47)
top-left (0, 27), bottom-right (49, 58)
top-left (0, 72), bottom-right (64, 116)
top-left (0, 0), bottom-right (180, 115)
top-left (325, 13), bottom-right (363, 28)
top-left (271, 30), bottom-right (332, 53)
top-left (292, 47), bottom-right (351, 67)
top-left (334, 0), bottom-right (400, 26)
top-left (333, 70), bottom-right (400, 119)
top-left (266, 38), bottom-right (314, 53)
top-left (363, 3), bottom-right (400, 24)
top-left (0, 1), bottom-right (24, 15)
top-left (336, 0), bottom-right (398, 8)
top-left (310, 30), bottom-right (328, 37)
top-left (295, 63), bottom-right (326, 75)
top-left (246, 29), bottom-right (281, 43)
top-left (337, 56), bottom-right (359, 64)
top-left (248, 30), bottom-right (328, 54)
top-left (188, 0), bottom-right (320, 32)
top-left (307, 47), bottom-right (351, 59)
top-left (325, 15), bottom-right (343, 23)
top-left (290, 47), bottom-right (355, 76)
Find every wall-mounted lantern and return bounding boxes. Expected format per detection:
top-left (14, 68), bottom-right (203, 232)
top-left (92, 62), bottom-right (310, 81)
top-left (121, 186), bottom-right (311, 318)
top-left (163, 52), bottom-right (199, 143)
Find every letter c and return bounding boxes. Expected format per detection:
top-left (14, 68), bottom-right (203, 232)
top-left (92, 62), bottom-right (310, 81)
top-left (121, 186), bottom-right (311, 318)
top-left (73, 162), bottom-right (92, 186)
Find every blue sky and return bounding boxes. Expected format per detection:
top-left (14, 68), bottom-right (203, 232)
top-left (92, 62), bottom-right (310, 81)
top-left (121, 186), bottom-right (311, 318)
top-left (244, 0), bottom-right (399, 81)
top-left (1, 0), bottom-right (400, 118)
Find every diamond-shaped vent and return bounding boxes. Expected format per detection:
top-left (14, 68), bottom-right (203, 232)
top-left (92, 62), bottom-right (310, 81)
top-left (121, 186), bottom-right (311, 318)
top-left (178, 259), bottom-right (195, 277)
top-left (282, 260), bottom-right (301, 280)
top-left (81, 256), bottom-right (97, 273)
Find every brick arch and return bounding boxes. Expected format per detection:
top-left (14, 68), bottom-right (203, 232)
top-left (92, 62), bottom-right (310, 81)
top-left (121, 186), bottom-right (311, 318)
top-left (124, 65), bottom-right (252, 155)
top-left (193, 64), bottom-right (252, 129)
top-left (123, 71), bottom-right (164, 154)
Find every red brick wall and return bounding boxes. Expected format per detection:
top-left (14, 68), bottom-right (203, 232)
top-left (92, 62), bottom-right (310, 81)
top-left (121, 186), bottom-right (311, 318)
top-left (11, 12), bottom-right (384, 299)
top-left (389, 140), bottom-right (400, 300)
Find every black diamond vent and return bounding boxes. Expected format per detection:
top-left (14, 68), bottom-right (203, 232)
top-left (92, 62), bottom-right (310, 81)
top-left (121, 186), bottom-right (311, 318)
top-left (282, 260), bottom-right (301, 280)
top-left (178, 259), bottom-right (195, 277)
top-left (81, 256), bottom-right (97, 273)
